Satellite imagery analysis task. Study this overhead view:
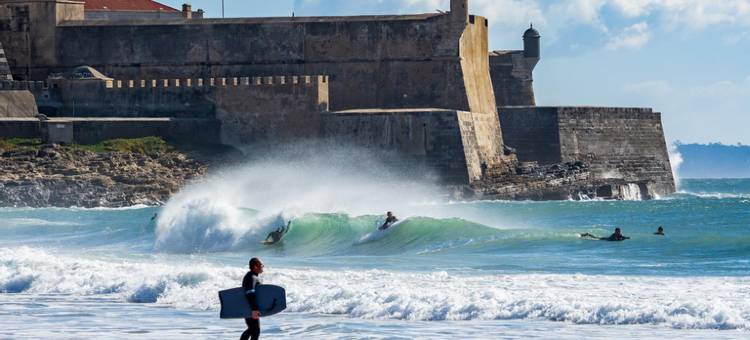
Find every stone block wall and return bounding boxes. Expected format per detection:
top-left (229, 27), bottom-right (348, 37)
top-left (489, 51), bottom-right (537, 106)
top-left (320, 109), bottom-right (502, 184)
top-left (499, 106), bottom-right (675, 196)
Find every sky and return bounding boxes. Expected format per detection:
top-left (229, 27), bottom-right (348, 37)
top-left (161, 0), bottom-right (750, 144)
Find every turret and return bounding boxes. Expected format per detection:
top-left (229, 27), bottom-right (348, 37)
top-left (523, 24), bottom-right (541, 59)
top-left (450, 0), bottom-right (468, 25)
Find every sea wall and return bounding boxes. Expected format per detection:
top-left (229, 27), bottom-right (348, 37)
top-left (499, 106), bottom-right (676, 197)
top-left (0, 117), bottom-right (219, 145)
top-left (320, 109), bottom-right (501, 184)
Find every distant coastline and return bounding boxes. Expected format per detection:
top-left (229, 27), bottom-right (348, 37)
top-left (676, 143), bottom-right (750, 179)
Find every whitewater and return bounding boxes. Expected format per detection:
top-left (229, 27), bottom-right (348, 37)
top-left (1, 156), bottom-right (749, 339)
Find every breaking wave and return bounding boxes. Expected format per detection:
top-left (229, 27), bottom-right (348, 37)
top-left (1, 247), bottom-right (748, 330)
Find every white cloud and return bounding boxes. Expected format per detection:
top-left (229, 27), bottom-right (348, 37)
top-left (623, 80), bottom-right (674, 97)
top-left (605, 22), bottom-right (651, 50)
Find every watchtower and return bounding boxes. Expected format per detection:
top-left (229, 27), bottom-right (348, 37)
top-left (450, 0), bottom-right (468, 25)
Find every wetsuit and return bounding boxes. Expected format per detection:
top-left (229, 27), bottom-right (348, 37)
top-left (380, 216), bottom-right (398, 230)
top-left (241, 271), bottom-right (261, 340)
top-left (602, 233), bottom-right (629, 241)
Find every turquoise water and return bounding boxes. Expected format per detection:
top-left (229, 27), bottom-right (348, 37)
top-left (1, 178), bottom-right (749, 338)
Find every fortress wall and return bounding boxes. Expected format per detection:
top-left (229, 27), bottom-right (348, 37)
top-left (498, 106), bottom-right (560, 164)
top-left (0, 89), bottom-right (38, 117)
top-left (489, 51), bottom-right (536, 106)
top-left (0, 118), bottom-right (39, 138)
top-left (72, 118), bottom-right (219, 145)
top-left (19, 12), bottom-right (494, 114)
top-left (28, 75), bottom-right (328, 147)
top-left (320, 109), bottom-right (497, 184)
top-left (499, 106), bottom-right (676, 196)
top-left (320, 109), bottom-right (471, 184)
top-left (212, 75), bottom-right (329, 147)
top-left (0, 0), bottom-right (84, 80)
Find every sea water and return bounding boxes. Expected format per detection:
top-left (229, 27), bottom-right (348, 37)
top-left (1, 177), bottom-right (749, 339)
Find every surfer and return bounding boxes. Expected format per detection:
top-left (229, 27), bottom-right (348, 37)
top-left (264, 221), bottom-right (291, 245)
top-left (580, 228), bottom-right (630, 241)
top-left (379, 211), bottom-right (398, 230)
top-left (654, 226), bottom-right (665, 235)
top-left (241, 258), bottom-right (263, 340)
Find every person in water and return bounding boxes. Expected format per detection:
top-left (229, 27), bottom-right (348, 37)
top-left (241, 257), bottom-right (264, 340)
top-left (580, 227), bottom-right (630, 241)
top-left (654, 226), bottom-right (665, 235)
top-left (379, 211), bottom-right (398, 230)
top-left (264, 221), bottom-right (291, 244)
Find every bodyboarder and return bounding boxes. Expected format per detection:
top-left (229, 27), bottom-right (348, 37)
top-left (240, 258), bottom-right (264, 340)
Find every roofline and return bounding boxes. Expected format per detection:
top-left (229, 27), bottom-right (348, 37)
top-left (59, 13), bottom-right (445, 26)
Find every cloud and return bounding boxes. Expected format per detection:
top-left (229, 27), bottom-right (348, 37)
top-left (623, 80), bottom-right (674, 97)
top-left (605, 22), bottom-right (651, 50)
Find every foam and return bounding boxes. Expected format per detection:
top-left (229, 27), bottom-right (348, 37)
top-left (2, 247), bottom-right (748, 330)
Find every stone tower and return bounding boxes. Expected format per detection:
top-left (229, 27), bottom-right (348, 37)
top-left (451, 0), bottom-right (468, 24)
top-left (0, 42), bottom-right (13, 80)
top-left (0, 0), bottom-right (85, 80)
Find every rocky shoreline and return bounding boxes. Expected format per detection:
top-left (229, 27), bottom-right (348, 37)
top-left (0, 141), bottom-right (211, 208)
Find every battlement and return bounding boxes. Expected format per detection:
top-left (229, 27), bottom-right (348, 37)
top-left (100, 75), bottom-right (329, 90)
top-left (0, 80), bottom-right (47, 91)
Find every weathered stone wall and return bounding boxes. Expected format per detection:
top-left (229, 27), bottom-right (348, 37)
top-left (498, 106), bottom-right (676, 196)
top-left (212, 75), bottom-right (329, 147)
top-left (320, 108), bottom-right (501, 184)
top-left (28, 74), bottom-right (329, 147)
top-left (0, 89), bottom-right (38, 117)
top-left (0, 0), bottom-right (499, 116)
top-left (0, 0), bottom-right (84, 80)
top-left (0, 117), bottom-right (219, 144)
top-left (498, 106), bottom-right (560, 164)
top-left (489, 51), bottom-right (537, 106)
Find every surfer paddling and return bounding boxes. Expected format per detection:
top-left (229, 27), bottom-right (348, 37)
top-left (241, 258), bottom-right (264, 340)
top-left (580, 227), bottom-right (630, 241)
top-left (379, 211), bottom-right (398, 230)
top-left (654, 226), bottom-right (665, 235)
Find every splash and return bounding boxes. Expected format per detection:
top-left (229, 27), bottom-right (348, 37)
top-left (668, 142), bottom-right (684, 188)
top-left (154, 145), bottom-right (441, 253)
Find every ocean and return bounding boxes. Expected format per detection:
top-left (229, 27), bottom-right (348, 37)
top-left (1, 175), bottom-right (749, 339)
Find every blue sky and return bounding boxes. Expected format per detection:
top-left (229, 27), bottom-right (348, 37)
top-left (162, 0), bottom-right (750, 144)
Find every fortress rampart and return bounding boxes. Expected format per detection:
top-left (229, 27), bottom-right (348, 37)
top-left (0, 0), bottom-right (677, 200)
top-left (499, 106), bottom-right (675, 198)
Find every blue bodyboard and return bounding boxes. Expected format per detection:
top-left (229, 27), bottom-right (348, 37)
top-left (219, 284), bottom-right (287, 319)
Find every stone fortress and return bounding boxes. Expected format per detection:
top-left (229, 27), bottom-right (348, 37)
top-left (0, 0), bottom-right (675, 200)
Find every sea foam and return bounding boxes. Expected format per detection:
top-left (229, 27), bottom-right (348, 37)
top-left (2, 247), bottom-right (748, 330)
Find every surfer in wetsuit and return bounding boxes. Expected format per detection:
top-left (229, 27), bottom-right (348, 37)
top-left (241, 258), bottom-right (263, 340)
top-left (264, 221), bottom-right (291, 245)
top-left (580, 228), bottom-right (630, 241)
top-left (379, 211), bottom-right (398, 230)
top-left (654, 226), bottom-right (665, 235)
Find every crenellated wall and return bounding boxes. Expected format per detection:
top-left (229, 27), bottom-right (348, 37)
top-left (27, 74), bottom-right (329, 147)
top-left (0, 1), bottom-right (499, 117)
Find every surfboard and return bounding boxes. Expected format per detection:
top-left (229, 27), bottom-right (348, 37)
top-left (218, 284), bottom-right (287, 319)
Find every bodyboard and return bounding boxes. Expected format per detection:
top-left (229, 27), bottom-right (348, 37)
top-left (219, 285), bottom-right (287, 319)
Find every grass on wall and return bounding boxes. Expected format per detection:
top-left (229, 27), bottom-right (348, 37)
top-left (0, 137), bottom-right (170, 155)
